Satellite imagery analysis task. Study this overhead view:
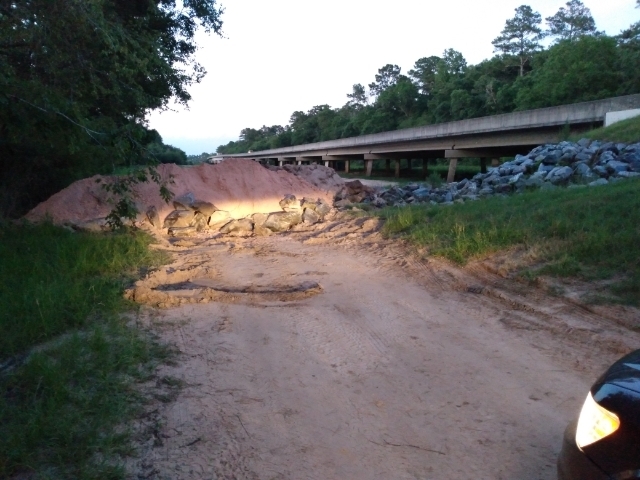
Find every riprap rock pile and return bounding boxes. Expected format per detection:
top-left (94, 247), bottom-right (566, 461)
top-left (342, 139), bottom-right (640, 208)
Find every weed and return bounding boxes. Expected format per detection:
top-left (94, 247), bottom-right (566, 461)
top-left (0, 223), bottom-right (172, 479)
top-left (572, 115), bottom-right (640, 144)
top-left (378, 178), bottom-right (640, 304)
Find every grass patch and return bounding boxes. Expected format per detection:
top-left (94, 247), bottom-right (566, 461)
top-left (0, 223), bottom-right (171, 479)
top-left (572, 115), bottom-right (640, 144)
top-left (0, 223), bottom-right (167, 358)
top-left (379, 179), bottom-right (640, 304)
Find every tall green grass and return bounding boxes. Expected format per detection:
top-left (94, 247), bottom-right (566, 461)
top-left (0, 223), bottom-right (166, 358)
top-left (572, 115), bottom-right (640, 143)
top-left (380, 179), bottom-right (640, 304)
top-left (0, 223), bottom-right (171, 479)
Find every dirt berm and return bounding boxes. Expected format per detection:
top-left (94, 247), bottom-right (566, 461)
top-left (25, 160), bottom-right (335, 226)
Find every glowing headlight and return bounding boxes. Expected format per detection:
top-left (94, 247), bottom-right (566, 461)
top-left (575, 392), bottom-right (620, 448)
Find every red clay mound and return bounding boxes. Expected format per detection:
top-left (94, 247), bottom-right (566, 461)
top-left (25, 159), bottom-right (334, 226)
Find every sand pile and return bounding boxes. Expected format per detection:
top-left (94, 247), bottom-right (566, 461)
top-left (273, 164), bottom-right (346, 196)
top-left (25, 159), bottom-right (334, 226)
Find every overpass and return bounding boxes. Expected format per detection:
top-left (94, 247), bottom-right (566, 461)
top-left (219, 94), bottom-right (640, 182)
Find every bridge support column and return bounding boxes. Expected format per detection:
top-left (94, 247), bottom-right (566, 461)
top-left (394, 159), bottom-right (400, 178)
top-left (480, 158), bottom-right (487, 174)
top-left (365, 160), bottom-right (373, 177)
top-left (344, 160), bottom-right (350, 173)
top-left (422, 159), bottom-right (429, 178)
top-left (447, 159), bottom-right (458, 183)
top-left (297, 160), bottom-right (302, 165)
top-left (324, 161), bottom-right (330, 168)
top-left (278, 159), bottom-right (283, 167)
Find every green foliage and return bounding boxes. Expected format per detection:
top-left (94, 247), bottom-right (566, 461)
top-left (146, 143), bottom-right (188, 165)
top-left (0, 0), bottom-right (223, 218)
top-left (347, 83), bottom-right (368, 107)
top-left (368, 64), bottom-right (402, 96)
top-left (0, 223), bottom-right (167, 358)
top-left (99, 166), bottom-right (174, 229)
top-left (187, 152), bottom-right (215, 164)
top-left (379, 179), bottom-right (640, 304)
top-left (0, 223), bottom-right (173, 478)
top-left (491, 5), bottom-right (544, 76)
top-left (0, 323), bottom-right (170, 479)
top-left (545, 0), bottom-right (597, 42)
top-left (516, 36), bottom-right (621, 109)
top-left (572, 115), bottom-right (640, 143)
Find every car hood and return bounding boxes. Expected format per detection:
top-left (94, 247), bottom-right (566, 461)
top-left (594, 349), bottom-right (640, 394)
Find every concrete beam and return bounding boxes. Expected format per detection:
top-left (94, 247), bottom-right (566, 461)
top-left (365, 160), bottom-right (373, 177)
top-left (222, 95), bottom-right (640, 162)
top-left (363, 153), bottom-right (405, 160)
top-left (322, 155), bottom-right (362, 160)
top-left (447, 159), bottom-right (458, 183)
top-left (394, 159), bottom-right (400, 178)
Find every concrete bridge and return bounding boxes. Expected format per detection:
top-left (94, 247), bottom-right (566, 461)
top-left (219, 94), bottom-right (640, 182)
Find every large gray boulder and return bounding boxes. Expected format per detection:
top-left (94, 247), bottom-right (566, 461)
top-left (300, 197), bottom-right (318, 211)
top-left (574, 162), bottom-right (594, 178)
top-left (606, 161), bottom-right (629, 174)
top-left (219, 218), bottom-right (254, 236)
top-left (192, 212), bottom-right (208, 231)
top-left (163, 209), bottom-right (195, 229)
top-left (279, 194), bottom-right (301, 212)
top-left (172, 192), bottom-right (196, 210)
top-left (315, 199), bottom-right (332, 218)
top-left (545, 166), bottom-right (573, 185)
top-left (191, 200), bottom-right (218, 217)
top-left (146, 205), bottom-right (160, 228)
top-left (208, 211), bottom-right (232, 229)
top-left (252, 212), bottom-right (271, 236)
top-left (302, 208), bottom-right (321, 225)
top-left (162, 209), bottom-right (207, 231)
top-left (264, 211), bottom-right (303, 232)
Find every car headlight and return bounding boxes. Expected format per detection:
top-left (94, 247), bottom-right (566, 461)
top-left (575, 392), bottom-right (620, 448)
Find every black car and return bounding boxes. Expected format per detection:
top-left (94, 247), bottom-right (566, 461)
top-left (558, 349), bottom-right (640, 479)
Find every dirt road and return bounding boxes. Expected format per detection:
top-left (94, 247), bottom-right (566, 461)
top-left (128, 216), bottom-right (639, 480)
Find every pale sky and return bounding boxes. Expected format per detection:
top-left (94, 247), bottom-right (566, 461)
top-left (148, 0), bottom-right (640, 154)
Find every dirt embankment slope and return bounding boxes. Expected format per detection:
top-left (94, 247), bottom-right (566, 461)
top-left (25, 160), bottom-right (335, 226)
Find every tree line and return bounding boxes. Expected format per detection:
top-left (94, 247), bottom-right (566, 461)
top-left (0, 0), bottom-right (222, 217)
top-left (218, 0), bottom-right (640, 155)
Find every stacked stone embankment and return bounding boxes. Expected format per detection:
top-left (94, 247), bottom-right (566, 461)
top-left (156, 193), bottom-right (333, 237)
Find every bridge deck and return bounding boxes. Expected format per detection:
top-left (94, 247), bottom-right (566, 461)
top-left (219, 94), bottom-right (640, 181)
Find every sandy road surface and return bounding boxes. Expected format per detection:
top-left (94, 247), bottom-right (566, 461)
top-left (128, 216), bottom-right (640, 480)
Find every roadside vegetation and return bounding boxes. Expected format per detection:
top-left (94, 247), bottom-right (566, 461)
top-left (0, 223), bottom-right (171, 479)
top-left (380, 178), bottom-right (640, 305)
top-left (0, 1), bottom-right (223, 219)
top-left (572, 115), bottom-right (640, 143)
